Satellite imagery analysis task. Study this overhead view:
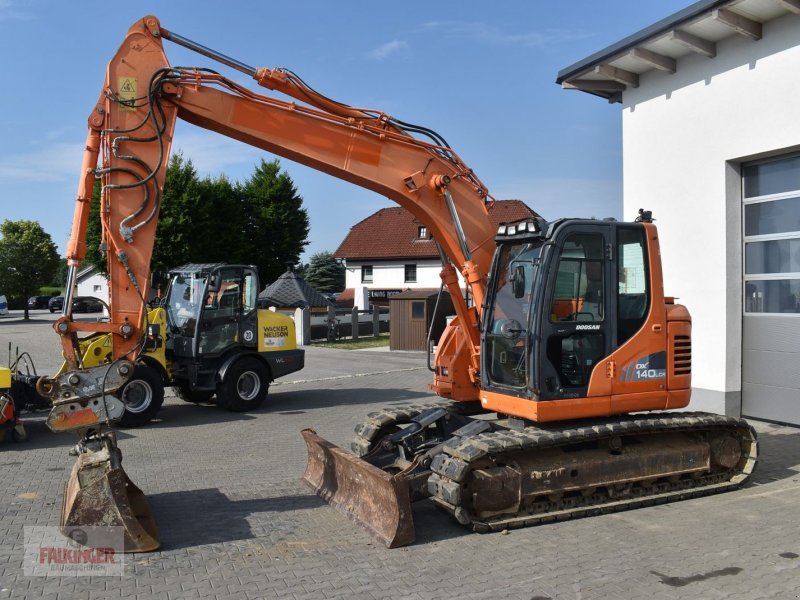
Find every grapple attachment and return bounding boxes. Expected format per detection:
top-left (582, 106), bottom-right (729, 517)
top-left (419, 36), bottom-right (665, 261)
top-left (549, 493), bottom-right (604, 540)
top-left (301, 428), bottom-right (415, 548)
top-left (62, 434), bottom-right (159, 553)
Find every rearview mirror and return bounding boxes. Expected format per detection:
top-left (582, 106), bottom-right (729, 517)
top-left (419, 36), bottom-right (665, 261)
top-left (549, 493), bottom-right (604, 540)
top-left (499, 319), bottom-right (524, 340)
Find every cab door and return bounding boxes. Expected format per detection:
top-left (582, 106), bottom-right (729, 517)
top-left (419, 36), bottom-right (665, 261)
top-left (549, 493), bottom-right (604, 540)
top-left (537, 225), bottom-right (614, 400)
top-left (197, 267), bottom-right (257, 357)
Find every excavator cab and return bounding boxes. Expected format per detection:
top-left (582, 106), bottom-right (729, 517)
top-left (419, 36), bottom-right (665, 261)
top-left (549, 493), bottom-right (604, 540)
top-left (483, 218), bottom-right (629, 400)
top-left (479, 215), bottom-right (693, 421)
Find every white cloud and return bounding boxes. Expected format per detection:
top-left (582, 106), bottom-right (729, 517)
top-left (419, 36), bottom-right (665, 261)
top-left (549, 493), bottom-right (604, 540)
top-left (0, 0), bottom-right (35, 21)
top-left (0, 142), bottom-right (84, 182)
top-left (0, 130), bottom-right (266, 185)
top-left (366, 40), bottom-right (408, 60)
top-left (420, 21), bottom-right (591, 48)
top-left (171, 131), bottom-right (265, 178)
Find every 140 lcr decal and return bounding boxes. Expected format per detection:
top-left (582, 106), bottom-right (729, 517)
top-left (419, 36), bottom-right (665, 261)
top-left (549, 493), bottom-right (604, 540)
top-left (620, 351), bottom-right (666, 382)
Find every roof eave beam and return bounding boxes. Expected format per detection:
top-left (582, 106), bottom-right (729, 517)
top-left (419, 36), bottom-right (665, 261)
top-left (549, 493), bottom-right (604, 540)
top-left (669, 29), bottom-right (717, 58)
top-left (778, 0), bottom-right (800, 15)
top-left (594, 64), bottom-right (639, 88)
top-left (629, 47), bottom-right (676, 73)
top-left (713, 8), bottom-right (762, 40)
top-left (561, 79), bottom-right (626, 92)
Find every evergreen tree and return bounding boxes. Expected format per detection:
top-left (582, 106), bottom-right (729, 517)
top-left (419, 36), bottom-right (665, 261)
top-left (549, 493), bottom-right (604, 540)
top-left (303, 252), bottom-right (345, 293)
top-left (238, 159), bottom-right (310, 284)
top-left (83, 154), bottom-right (310, 289)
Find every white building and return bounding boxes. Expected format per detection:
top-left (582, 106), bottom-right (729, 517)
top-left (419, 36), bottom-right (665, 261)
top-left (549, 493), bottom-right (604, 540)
top-left (558, 0), bottom-right (800, 425)
top-left (76, 266), bottom-right (109, 301)
top-left (334, 201), bottom-right (538, 307)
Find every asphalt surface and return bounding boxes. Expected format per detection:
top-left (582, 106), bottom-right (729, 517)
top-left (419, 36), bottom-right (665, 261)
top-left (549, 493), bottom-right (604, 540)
top-left (0, 310), bottom-right (799, 599)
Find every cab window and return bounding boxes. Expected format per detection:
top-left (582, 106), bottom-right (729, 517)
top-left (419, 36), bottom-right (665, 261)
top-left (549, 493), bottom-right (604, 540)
top-left (550, 234), bottom-right (604, 323)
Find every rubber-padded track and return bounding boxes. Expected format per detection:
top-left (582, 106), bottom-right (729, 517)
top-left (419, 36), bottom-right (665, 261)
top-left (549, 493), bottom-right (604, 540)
top-left (427, 412), bottom-right (758, 532)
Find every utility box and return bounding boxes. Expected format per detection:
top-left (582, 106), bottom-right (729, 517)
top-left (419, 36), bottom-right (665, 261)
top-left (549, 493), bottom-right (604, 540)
top-left (389, 289), bottom-right (454, 351)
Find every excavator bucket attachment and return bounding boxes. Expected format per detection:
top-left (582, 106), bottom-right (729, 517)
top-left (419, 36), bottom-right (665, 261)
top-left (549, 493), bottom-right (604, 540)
top-left (301, 429), bottom-right (415, 548)
top-left (61, 446), bottom-right (160, 553)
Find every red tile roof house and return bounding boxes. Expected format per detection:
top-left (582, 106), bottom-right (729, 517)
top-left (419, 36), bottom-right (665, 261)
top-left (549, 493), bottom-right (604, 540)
top-left (334, 200), bottom-right (539, 308)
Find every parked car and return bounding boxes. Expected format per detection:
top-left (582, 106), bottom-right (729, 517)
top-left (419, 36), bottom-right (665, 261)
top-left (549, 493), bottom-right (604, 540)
top-left (72, 296), bottom-right (104, 313)
top-left (28, 295), bottom-right (52, 309)
top-left (48, 296), bottom-right (64, 313)
top-left (0, 295), bottom-right (7, 316)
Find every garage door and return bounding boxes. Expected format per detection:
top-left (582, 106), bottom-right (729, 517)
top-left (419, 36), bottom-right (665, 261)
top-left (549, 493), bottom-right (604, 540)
top-left (742, 154), bottom-right (800, 425)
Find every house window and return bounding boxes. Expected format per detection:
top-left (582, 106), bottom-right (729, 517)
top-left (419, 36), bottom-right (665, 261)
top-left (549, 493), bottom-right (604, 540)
top-left (743, 154), bottom-right (800, 314)
top-left (93, 284), bottom-right (102, 292)
top-left (404, 264), bottom-right (417, 283)
top-left (411, 301), bottom-right (425, 320)
top-left (361, 265), bottom-right (373, 283)
top-left (418, 226), bottom-right (428, 239)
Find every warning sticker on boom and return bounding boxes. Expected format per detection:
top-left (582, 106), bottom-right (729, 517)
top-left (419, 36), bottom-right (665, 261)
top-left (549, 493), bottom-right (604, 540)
top-left (118, 77), bottom-right (137, 111)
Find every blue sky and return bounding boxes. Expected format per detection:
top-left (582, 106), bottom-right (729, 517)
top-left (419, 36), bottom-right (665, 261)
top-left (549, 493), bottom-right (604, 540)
top-left (0, 0), bottom-right (691, 261)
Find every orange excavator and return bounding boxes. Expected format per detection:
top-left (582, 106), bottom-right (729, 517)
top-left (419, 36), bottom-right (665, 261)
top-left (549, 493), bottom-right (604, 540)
top-left (34, 16), bottom-right (757, 551)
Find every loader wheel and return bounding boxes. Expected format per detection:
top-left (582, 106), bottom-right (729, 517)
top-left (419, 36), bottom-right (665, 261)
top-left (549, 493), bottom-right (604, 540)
top-left (117, 365), bottom-right (164, 427)
top-left (174, 385), bottom-right (215, 404)
top-left (216, 357), bottom-right (269, 412)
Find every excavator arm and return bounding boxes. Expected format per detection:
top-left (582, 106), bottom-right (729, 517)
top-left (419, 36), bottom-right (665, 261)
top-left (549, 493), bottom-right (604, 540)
top-left (39, 15), bottom-right (505, 552)
top-left (50, 15), bottom-right (495, 408)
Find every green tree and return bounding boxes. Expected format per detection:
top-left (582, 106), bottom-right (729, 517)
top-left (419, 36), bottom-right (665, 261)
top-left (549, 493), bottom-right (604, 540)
top-left (49, 259), bottom-right (69, 289)
top-left (0, 220), bottom-right (60, 320)
top-left (303, 251), bottom-right (345, 293)
top-left (238, 159), bottom-right (310, 284)
top-left (150, 153), bottom-right (203, 273)
top-left (84, 154), bottom-right (310, 291)
top-left (86, 153), bottom-right (206, 276)
top-left (84, 178), bottom-right (105, 275)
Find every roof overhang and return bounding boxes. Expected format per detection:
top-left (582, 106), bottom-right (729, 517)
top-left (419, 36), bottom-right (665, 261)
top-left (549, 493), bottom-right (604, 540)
top-left (557, 0), bottom-right (800, 102)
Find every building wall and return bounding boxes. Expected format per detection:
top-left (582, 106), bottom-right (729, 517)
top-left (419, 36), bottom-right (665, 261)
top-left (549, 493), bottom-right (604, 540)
top-left (76, 272), bottom-right (109, 302)
top-left (621, 13), bottom-right (800, 414)
top-left (343, 259), bottom-right (445, 290)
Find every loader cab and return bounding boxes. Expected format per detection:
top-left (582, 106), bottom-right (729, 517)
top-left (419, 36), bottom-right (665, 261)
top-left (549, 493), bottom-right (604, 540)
top-left (164, 263), bottom-right (260, 360)
top-left (482, 217), bottom-right (655, 404)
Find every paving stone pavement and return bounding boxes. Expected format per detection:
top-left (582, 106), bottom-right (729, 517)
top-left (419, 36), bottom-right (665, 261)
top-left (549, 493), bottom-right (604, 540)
top-left (1, 318), bottom-right (799, 599)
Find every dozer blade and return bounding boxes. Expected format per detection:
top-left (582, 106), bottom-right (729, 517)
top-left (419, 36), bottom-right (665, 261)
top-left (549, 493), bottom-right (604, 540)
top-left (61, 447), bottom-right (160, 553)
top-left (301, 428), bottom-right (415, 548)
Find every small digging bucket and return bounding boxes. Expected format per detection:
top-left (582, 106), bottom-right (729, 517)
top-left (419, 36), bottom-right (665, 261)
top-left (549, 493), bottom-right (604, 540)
top-left (61, 446), bottom-right (160, 553)
top-left (301, 428), bottom-right (415, 548)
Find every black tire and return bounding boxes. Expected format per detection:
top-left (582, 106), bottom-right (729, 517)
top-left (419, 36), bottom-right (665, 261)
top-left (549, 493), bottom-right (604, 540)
top-left (216, 356), bottom-right (270, 412)
top-left (174, 385), bottom-right (215, 404)
top-left (117, 365), bottom-right (165, 427)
